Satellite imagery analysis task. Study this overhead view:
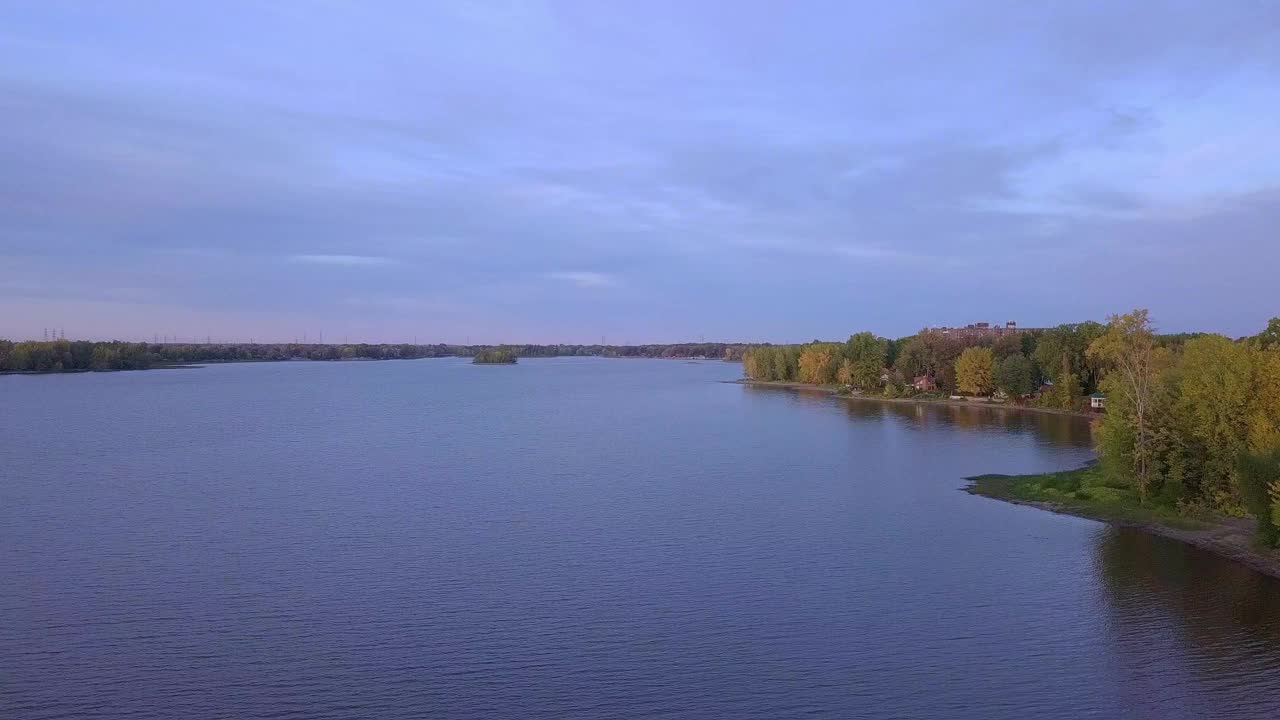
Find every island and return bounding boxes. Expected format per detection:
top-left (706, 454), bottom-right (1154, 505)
top-left (471, 349), bottom-right (518, 364)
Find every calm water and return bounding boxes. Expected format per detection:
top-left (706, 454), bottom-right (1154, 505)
top-left (4, 358), bottom-right (1280, 719)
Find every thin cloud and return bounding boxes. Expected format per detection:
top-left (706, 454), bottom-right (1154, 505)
top-left (544, 271), bottom-right (618, 288)
top-left (289, 254), bottom-right (398, 267)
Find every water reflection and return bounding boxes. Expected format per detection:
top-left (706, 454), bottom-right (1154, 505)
top-left (740, 385), bottom-right (1096, 447)
top-left (840, 396), bottom-right (1095, 446)
top-left (1095, 528), bottom-right (1280, 717)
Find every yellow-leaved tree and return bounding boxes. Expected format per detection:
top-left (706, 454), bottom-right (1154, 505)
top-left (797, 344), bottom-right (838, 385)
top-left (954, 347), bottom-right (994, 396)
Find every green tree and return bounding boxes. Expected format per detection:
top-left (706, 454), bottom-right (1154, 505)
top-left (954, 347), bottom-right (995, 396)
top-left (1239, 448), bottom-right (1280, 547)
top-left (1248, 348), bottom-right (1280, 452)
top-left (993, 354), bottom-right (1034, 397)
top-left (1252, 317), bottom-right (1280, 351)
top-left (1173, 335), bottom-right (1255, 508)
top-left (894, 336), bottom-right (934, 379)
top-left (844, 332), bottom-right (888, 389)
top-left (1033, 322), bottom-right (1106, 391)
top-left (1088, 310), bottom-right (1169, 501)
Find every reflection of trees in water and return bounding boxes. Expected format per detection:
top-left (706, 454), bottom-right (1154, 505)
top-left (1099, 529), bottom-right (1280, 638)
top-left (842, 398), bottom-right (1093, 446)
top-left (1096, 528), bottom-right (1280, 712)
top-left (740, 386), bottom-right (1093, 446)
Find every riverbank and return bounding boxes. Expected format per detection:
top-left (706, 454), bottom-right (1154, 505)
top-left (732, 379), bottom-right (1096, 419)
top-left (735, 378), bottom-right (1280, 579)
top-left (967, 464), bottom-right (1280, 580)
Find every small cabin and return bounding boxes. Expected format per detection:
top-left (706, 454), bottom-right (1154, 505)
top-left (913, 375), bottom-right (937, 392)
top-left (1090, 392), bottom-right (1106, 410)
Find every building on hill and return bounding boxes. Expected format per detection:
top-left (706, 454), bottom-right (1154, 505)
top-left (929, 320), bottom-right (1040, 338)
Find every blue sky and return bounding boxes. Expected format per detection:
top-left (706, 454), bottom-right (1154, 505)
top-left (2, 1), bottom-right (1278, 343)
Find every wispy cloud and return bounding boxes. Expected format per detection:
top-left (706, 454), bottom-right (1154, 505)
top-left (543, 271), bottom-right (619, 288)
top-left (829, 244), bottom-right (921, 262)
top-left (341, 295), bottom-right (458, 313)
top-left (289, 254), bottom-right (398, 267)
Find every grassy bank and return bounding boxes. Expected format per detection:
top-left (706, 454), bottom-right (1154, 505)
top-left (967, 464), bottom-right (1280, 579)
top-left (966, 464), bottom-right (1209, 529)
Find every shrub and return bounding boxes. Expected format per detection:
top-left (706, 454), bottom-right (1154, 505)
top-left (1239, 448), bottom-right (1280, 547)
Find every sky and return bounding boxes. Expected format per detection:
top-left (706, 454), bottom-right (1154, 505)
top-left (2, 1), bottom-right (1278, 343)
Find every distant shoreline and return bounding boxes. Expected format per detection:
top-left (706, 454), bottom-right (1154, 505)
top-left (0, 357), bottom-right (427, 376)
top-left (730, 378), bottom-right (1096, 420)
top-left (0, 362), bottom-right (206, 376)
top-left (1, 353), bottom-right (740, 376)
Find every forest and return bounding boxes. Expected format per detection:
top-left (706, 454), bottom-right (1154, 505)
top-left (743, 313), bottom-right (1280, 546)
top-left (0, 339), bottom-right (747, 372)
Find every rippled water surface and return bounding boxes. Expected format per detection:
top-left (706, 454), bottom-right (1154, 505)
top-left (4, 358), bottom-right (1280, 719)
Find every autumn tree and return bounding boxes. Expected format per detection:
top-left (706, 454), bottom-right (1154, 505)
top-left (954, 347), bottom-right (995, 396)
top-left (836, 358), bottom-right (855, 386)
top-left (992, 331), bottom-right (1024, 360)
top-left (895, 330), bottom-right (965, 388)
top-left (797, 344), bottom-right (838, 385)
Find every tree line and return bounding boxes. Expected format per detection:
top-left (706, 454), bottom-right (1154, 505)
top-left (0, 339), bottom-right (750, 372)
top-left (742, 321), bottom-right (1222, 408)
top-left (742, 313), bottom-right (1280, 546)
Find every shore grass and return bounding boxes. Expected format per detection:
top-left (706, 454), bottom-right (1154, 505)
top-left (966, 464), bottom-right (1212, 530)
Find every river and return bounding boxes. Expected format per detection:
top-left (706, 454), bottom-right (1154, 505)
top-left (3, 357), bottom-right (1279, 719)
